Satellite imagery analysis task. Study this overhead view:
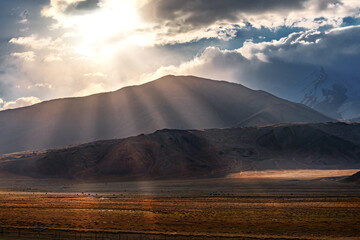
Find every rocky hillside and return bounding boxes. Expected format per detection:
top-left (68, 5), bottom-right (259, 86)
top-left (344, 171), bottom-right (360, 183)
top-left (0, 122), bottom-right (358, 180)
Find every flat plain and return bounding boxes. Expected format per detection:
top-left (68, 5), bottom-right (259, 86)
top-left (0, 173), bottom-right (359, 240)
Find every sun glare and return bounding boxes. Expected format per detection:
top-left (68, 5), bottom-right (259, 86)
top-left (71, 0), bottom-right (140, 57)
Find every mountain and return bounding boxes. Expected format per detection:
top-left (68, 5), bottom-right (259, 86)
top-left (1, 122), bottom-right (359, 180)
top-left (344, 171), bottom-right (360, 183)
top-left (351, 117), bottom-right (360, 123)
top-left (0, 75), bottom-right (332, 155)
top-left (299, 67), bottom-right (360, 120)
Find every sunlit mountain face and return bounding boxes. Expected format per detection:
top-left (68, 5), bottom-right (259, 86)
top-left (0, 0), bottom-right (360, 119)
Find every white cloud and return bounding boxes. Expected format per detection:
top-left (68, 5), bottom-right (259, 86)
top-left (11, 51), bottom-right (36, 62)
top-left (142, 46), bottom-right (244, 83)
top-left (44, 55), bottom-right (63, 62)
top-left (19, 27), bottom-right (30, 32)
top-left (4, 41), bottom-right (173, 102)
top-left (19, 19), bottom-right (28, 24)
top-left (238, 25), bottom-right (360, 65)
top-left (19, 10), bottom-right (29, 24)
top-left (0, 97), bottom-right (42, 111)
top-left (83, 72), bottom-right (107, 77)
top-left (9, 35), bottom-right (63, 50)
top-left (34, 83), bottom-right (54, 89)
top-left (41, 0), bottom-right (146, 54)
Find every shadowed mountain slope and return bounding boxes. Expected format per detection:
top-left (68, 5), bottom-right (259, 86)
top-left (0, 75), bottom-right (332, 155)
top-left (344, 171), bottom-right (360, 183)
top-left (1, 122), bottom-right (358, 180)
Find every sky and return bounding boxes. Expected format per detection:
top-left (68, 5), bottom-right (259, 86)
top-left (0, 0), bottom-right (359, 118)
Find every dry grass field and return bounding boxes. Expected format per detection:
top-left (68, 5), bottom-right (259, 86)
top-left (0, 175), bottom-right (359, 239)
top-left (0, 194), bottom-right (360, 239)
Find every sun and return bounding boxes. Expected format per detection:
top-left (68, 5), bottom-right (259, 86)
top-left (70, 0), bottom-right (140, 57)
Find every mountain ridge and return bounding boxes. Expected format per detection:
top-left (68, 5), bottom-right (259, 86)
top-left (0, 75), bottom-right (332, 155)
top-left (344, 171), bottom-right (360, 183)
top-left (1, 122), bottom-right (358, 180)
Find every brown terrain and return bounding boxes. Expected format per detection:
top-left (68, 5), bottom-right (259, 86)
top-left (0, 75), bottom-right (331, 155)
top-left (0, 177), bottom-right (359, 240)
top-left (344, 171), bottom-right (360, 183)
top-left (0, 122), bottom-right (359, 180)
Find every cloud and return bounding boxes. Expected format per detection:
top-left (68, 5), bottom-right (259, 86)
top-left (144, 0), bottom-right (359, 26)
top-left (0, 97), bottom-right (42, 111)
top-left (3, 0), bottom-right (360, 111)
top-left (9, 35), bottom-right (63, 50)
top-left (147, 25), bottom-right (360, 100)
top-left (33, 83), bottom-right (54, 89)
top-left (139, 0), bottom-right (360, 44)
top-left (38, 0), bottom-right (360, 47)
top-left (238, 25), bottom-right (360, 65)
top-left (11, 52), bottom-right (36, 62)
top-left (19, 10), bottom-right (30, 24)
top-left (40, 0), bottom-right (145, 55)
top-left (4, 38), bottom-right (179, 102)
top-left (83, 72), bottom-right (107, 77)
top-left (44, 55), bottom-right (63, 62)
top-left (65, 0), bottom-right (100, 14)
top-left (141, 0), bottom-right (307, 27)
top-left (42, 0), bottom-right (101, 17)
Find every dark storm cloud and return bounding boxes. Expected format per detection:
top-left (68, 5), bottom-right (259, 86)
top-left (65, 0), bottom-right (100, 14)
top-left (316, 0), bottom-right (343, 10)
top-left (141, 0), bottom-right (309, 27)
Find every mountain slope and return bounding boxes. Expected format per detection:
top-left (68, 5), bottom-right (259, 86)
top-left (0, 75), bottom-right (332, 155)
top-left (351, 117), bottom-right (360, 123)
top-left (1, 122), bottom-right (358, 180)
top-left (344, 171), bottom-right (360, 183)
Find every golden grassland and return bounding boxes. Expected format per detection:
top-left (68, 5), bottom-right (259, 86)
top-left (0, 174), bottom-right (359, 239)
top-left (0, 193), bottom-right (359, 239)
top-left (227, 169), bottom-right (360, 179)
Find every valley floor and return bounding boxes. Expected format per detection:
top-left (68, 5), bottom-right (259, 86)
top-left (0, 176), bottom-right (359, 240)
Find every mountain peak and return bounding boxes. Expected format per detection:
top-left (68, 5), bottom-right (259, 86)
top-left (0, 75), bottom-right (332, 155)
